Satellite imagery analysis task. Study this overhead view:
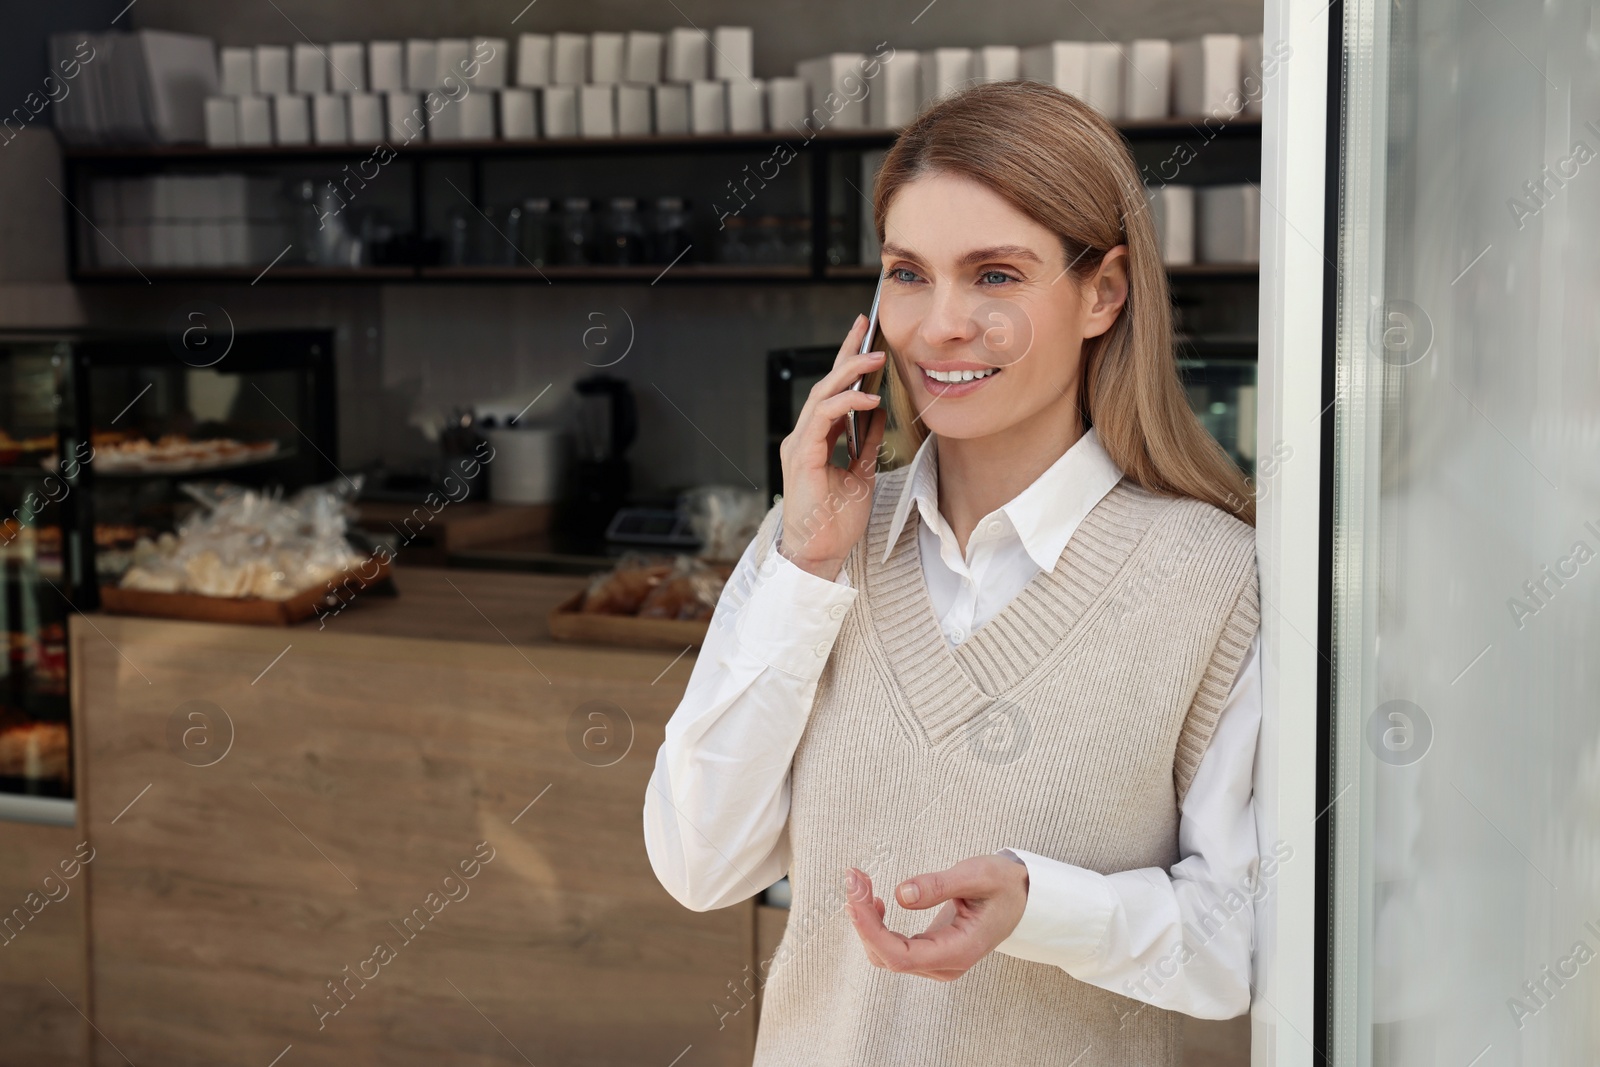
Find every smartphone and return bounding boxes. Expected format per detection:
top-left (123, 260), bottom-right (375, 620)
top-left (846, 274), bottom-right (886, 462)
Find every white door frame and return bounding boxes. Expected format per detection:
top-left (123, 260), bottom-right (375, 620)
top-left (1252, 0), bottom-right (1333, 1064)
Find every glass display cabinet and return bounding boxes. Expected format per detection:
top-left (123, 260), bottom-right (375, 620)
top-left (70, 329), bottom-right (338, 590)
top-left (0, 329), bottom-right (336, 819)
top-left (0, 337), bottom-right (83, 807)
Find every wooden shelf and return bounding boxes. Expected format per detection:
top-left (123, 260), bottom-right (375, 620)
top-left (824, 265), bottom-right (881, 280)
top-left (62, 128), bottom-right (895, 162)
top-left (1118, 114), bottom-right (1262, 138)
top-left (73, 265), bottom-right (414, 283)
top-left (417, 263), bottom-right (812, 282)
top-left (60, 116), bottom-right (1261, 164)
top-left (830, 263), bottom-right (1259, 281)
top-left (72, 262), bottom-right (1259, 285)
top-left (76, 264), bottom-right (816, 284)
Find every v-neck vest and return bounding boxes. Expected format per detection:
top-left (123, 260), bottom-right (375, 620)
top-left (750, 466), bottom-right (1260, 1067)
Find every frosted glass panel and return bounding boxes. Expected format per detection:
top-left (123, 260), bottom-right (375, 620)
top-left (1330, 0), bottom-right (1600, 1065)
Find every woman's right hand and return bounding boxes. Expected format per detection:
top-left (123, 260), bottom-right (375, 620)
top-left (776, 313), bottom-right (888, 581)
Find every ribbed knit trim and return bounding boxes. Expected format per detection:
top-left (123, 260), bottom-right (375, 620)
top-left (1172, 532), bottom-right (1260, 805)
top-left (857, 468), bottom-right (1171, 747)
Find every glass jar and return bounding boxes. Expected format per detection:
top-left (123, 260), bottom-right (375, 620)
top-left (494, 204), bottom-right (521, 266)
top-left (290, 179), bottom-right (321, 265)
top-left (716, 215), bottom-right (749, 264)
top-left (312, 181), bottom-right (354, 266)
top-left (785, 215), bottom-right (812, 266)
top-left (600, 197), bottom-right (645, 266)
top-left (558, 197), bottom-right (593, 266)
top-left (651, 197), bottom-right (693, 265)
top-left (360, 210), bottom-right (394, 266)
top-left (752, 216), bottom-right (785, 265)
top-left (826, 215), bottom-right (850, 266)
top-left (444, 209), bottom-right (471, 266)
top-left (517, 197), bottom-right (552, 268)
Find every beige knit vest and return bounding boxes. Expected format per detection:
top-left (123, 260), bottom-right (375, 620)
top-left (749, 467), bottom-right (1260, 1067)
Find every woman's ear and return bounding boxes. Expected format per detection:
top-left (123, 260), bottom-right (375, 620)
top-left (1081, 245), bottom-right (1130, 339)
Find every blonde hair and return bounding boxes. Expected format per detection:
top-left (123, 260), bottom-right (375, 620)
top-left (871, 81), bottom-right (1255, 525)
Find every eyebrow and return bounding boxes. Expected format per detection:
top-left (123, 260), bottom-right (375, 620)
top-left (880, 243), bottom-right (1044, 267)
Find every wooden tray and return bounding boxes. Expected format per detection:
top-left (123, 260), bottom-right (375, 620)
top-left (547, 590), bottom-right (712, 651)
top-left (99, 556), bottom-right (392, 627)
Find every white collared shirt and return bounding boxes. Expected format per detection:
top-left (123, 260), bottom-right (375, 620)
top-left (869, 426), bottom-right (1128, 646)
top-left (644, 428), bottom-right (1261, 1019)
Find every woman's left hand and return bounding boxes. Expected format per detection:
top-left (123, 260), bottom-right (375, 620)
top-left (843, 855), bottom-right (1029, 981)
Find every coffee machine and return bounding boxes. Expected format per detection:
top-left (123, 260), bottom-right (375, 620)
top-left (562, 374), bottom-right (637, 549)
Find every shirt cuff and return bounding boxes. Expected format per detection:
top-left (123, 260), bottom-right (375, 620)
top-left (992, 848), bottom-right (1118, 972)
top-left (736, 549), bottom-right (858, 679)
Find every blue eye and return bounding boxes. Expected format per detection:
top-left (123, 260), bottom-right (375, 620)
top-left (891, 268), bottom-right (919, 283)
top-left (980, 270), bottom-right (1014, 285)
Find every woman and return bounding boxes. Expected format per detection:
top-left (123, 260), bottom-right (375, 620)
top-left (644, 81), bottom-right (1262, 1067)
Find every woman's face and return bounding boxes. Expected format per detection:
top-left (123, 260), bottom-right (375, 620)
top-left (878, 171), bottom-right (1128, 444)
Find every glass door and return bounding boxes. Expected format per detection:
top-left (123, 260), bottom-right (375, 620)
top-left (1329, 0), bottom-right (1600, 1063)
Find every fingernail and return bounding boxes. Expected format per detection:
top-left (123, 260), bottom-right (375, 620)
top-left (845, 869), bottom-right (861, 895)
top-left (898, 882), bottom-right (919, 904)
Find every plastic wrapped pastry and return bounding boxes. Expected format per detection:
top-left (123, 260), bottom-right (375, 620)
top-left (580, 553), bottom-right (675, 615)
top-left (119, 478), bottom-right (367, 600)
top-left (637, 556), bottom-right (726, 620)
top-left (680, 485), bottom-right (766, 562)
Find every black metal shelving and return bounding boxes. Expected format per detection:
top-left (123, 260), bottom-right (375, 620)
top-left (60, 116), bottom-right (1264, 285)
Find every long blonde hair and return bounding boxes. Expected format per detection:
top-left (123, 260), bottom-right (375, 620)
top-left (872, 81), bottom-right (1255, 525)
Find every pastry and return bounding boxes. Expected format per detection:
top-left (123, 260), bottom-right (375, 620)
top-left (0, 721), bottom-right (71, 782)
top-left (580, 561), bottom-right (673, 615)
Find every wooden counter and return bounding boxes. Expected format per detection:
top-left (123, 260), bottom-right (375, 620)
top-left (9, 567), bottom-right (1246, 1067)
top-left (0, 820), bottom-right (91, 1064)
top-left (51, 567), bottom-right (756, 1067)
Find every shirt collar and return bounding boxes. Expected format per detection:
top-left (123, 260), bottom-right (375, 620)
top-left (881, 433), bottom-right (940, 564)
top-left (880, 427), bottom-right (1125, 570)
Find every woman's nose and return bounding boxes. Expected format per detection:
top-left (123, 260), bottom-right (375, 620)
top-left (918, 285), bottom-right (981, 349)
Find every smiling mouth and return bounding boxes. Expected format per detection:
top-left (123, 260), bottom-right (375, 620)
top-left (922, 367), bottom-right (1000, 383)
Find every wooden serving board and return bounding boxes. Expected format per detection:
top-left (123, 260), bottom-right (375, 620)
top-left (547, 590), bottom-right (712, 650)
top-left (99, 555), bottom-right (392, 626)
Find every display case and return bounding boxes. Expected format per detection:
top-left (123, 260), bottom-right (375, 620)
top-left (70, 329), bottom-right (338, 593)
top-left (0, 336), bottom-right (87, 810)
top-left (0, 329), bottom-right (336, 818)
